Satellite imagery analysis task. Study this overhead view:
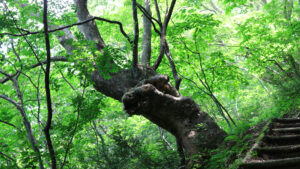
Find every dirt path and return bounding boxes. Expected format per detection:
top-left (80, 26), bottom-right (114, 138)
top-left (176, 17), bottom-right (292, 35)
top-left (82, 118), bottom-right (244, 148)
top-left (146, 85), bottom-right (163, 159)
top-left (239, 117), bottom-right (300, 169)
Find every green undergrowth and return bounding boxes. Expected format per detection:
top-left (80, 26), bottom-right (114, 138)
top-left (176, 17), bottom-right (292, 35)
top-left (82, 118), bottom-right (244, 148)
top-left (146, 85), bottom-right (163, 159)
top-left (204, 112), bottom-right (285, 169)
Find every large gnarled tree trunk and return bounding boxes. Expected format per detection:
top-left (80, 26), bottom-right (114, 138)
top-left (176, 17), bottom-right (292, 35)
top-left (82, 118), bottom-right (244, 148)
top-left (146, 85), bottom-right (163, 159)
top-left (122, 74), bottom-right (226, 157)
top-left (90, 65), bottom-right (226, 166)
top-left (71, 0), bottom-right (227, 167)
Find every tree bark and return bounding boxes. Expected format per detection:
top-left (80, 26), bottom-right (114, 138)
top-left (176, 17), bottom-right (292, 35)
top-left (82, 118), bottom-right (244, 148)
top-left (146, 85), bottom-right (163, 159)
top-left (43, 0), bottom-right (56, 168)
top-left (141, 0), bottom-right (152, 66)
top-left (131, 0), bottom-right (139, 68)
top-left (90, 64), bottom-right (227, 160)
top-left (121, 74), bottom-right (226, 163)
top-left (74, 0), bottom-right (105, 50)
top-left (90, 65), bottom-right (227, 165)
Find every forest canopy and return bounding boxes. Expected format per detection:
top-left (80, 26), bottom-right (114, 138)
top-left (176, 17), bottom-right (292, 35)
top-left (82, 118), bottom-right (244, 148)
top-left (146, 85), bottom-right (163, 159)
top-left (0, 0), bottom-right (299, 168)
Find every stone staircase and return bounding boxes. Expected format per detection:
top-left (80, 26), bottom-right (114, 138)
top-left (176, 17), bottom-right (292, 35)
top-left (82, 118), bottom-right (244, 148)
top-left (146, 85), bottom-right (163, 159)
top-left (239, 117), bottom-right (300, 169)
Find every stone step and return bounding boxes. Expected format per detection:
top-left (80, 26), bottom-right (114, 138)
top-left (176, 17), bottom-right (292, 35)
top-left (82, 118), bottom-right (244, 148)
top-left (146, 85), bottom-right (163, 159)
top-left (271, 127), bottom-right (300, 134)
top-left (272, 122), bottom-right (300, 128)
top-left (256, 144), bottom-right (300, 159)
top-left (239, 156), bottom-right (300, 169)
top-left (263, 134), bottom-right (300, 145)
top-left (239, 117), bottom-right (300, 169)
top-left (273, 118), bottom-right (300, 124)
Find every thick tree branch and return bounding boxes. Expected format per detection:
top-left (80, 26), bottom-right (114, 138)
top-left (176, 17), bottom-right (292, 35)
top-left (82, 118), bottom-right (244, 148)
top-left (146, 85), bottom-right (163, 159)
top-left (42, 0), bottom-right (56, 168)
top-left (122, 76), bottom-right (226, 160)
top-left (151, 0), bottom-right (164, 70)
top-left (154, 0), bottom-right (162, 24)
top-left (92, 66), bottom-right (157, 101)
top-left (152, 40), bottom-right (166, 70)
top-left (152, 0), bottom-right (177, 70)
top-left (140, 1), bottom-right (182, 117)
top-left (74, 0), bottom-right (105, 50)
top-left (131, 0), bottom-right (139, 68)
top-left (54, 28), bottom-right (76, 55)
top-left (165, 42), bottom-right (182, 89)
top-left (163, 0), bottom-right (177, 33)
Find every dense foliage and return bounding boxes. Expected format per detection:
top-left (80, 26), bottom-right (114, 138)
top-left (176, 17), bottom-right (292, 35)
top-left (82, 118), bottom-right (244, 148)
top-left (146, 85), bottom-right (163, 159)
top-left (0, 0), bottom-right (299, 168)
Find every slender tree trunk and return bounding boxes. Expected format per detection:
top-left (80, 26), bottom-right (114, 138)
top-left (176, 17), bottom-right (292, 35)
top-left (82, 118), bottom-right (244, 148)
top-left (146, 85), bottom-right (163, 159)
top-left (43, 0), bottom-right (56, 167)
top-left (0, 76), bottom-right (44, 168)
top-left (141, 0), bottom-right (152, 66)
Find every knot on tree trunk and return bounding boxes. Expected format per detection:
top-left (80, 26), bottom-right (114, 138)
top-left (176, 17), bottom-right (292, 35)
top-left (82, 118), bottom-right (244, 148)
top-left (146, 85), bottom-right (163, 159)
top-left (137, 74), bottom-right (180, 96)
top-left (122, 75), bottom-right (191, 131)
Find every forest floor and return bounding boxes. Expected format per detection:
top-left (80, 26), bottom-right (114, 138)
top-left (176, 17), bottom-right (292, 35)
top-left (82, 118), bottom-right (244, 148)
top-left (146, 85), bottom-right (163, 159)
top-left (238, 113), bottom-right (300, 169)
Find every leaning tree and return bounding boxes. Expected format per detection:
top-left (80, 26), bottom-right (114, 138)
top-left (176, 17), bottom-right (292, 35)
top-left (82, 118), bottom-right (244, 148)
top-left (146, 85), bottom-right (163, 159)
top-left (0, 0), bottom-right (227, 168)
